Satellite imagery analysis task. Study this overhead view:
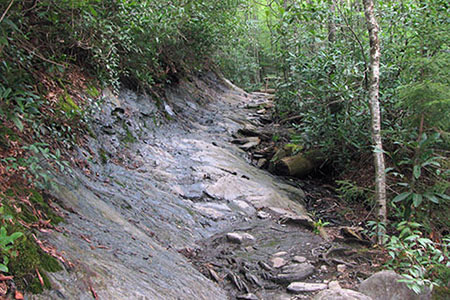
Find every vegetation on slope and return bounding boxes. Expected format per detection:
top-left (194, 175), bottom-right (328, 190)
top-left (217, 0), bottom-right (449, 293)
top-left (0, 0), bottom-right (448, 296)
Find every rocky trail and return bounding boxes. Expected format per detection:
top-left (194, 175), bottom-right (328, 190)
top-left (29, 73), bottom-right (424, 300)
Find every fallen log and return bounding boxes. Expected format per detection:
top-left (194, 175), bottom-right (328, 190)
top-left (273, 150), bottom-right (325, 178)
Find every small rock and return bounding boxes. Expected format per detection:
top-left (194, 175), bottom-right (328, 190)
top-left (337, 264), bottom-right (346, 273)
top-left (271, 257), bottom-right (287, 268)
top-left (238, 137), bottom-right (261, 151)
top-left (237, 293), bottom-right (259, 300)
top-left (208, 268), bottom-right (221, 283)
top-left (273, 251), bottom-right (288, 257)
top-left (258, 261), bottom-right (273, 271)
top-left (231, 200), bottom-right (256, 215)
top-left (293, 256), bottom-right (307, 263)
top-left (287, 282), bottom-right (328, 293)
top-left (164, 103), bottom-right (175, 116)
top-left (314, 289), bottom-right (372, 300)
top-left (272, 263), bottom-right (315, 283)
top-left (257, 211), bottom-right (270, 219)
top-left (226, 232), bottom-right (255, 244)
top-left (358, 270), bottom-right (431, 300)
top-left (320, 265), bottom-right (328, 273)
top-left (257, 159), bottom-right (267, 168)
top-left (328, 281), bottom-right (341, 290)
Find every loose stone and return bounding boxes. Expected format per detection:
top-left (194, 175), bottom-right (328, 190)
top-left (337, 264), bottom-right (346, 273)
top-left (270, 257), bottom-right (287, 269)
top-left (287, 282), bottom-right (328, 293)
top-left (257, 211), bottom-right (270, 219)
top-left (273, 251), bottom-right (288, 257)
top-left (236, 293), bottom-right (259, 300)
top-left (292, 256), bottom-right (307, 263)
top-left (226, 232), bottom-right (256, 244)
top-left (328, 281), bottom-right (342, 290)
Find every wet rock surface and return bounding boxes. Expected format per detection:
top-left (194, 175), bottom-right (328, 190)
top-left (28, 73), bottom-right (376, 299)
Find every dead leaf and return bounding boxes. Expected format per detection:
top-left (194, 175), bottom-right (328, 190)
top-left (0, 275), bottom-right (13, 281)
top-left (80, 234), bottom-right (92, 243)
top-left (15, 291), bottom-right (24, 300)
top-left (0, 281), bottom-right (7, 296)
top-left (89, 284), bottom-right (98, 300)
top-left (35, 268), bottom-right (44, 287)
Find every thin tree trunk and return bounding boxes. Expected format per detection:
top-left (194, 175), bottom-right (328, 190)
top-left (328, 0), bottom-right (336, 44)
top-left (362, 0), bottom-right (387, 243)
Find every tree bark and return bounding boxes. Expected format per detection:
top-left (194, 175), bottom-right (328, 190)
top-left (362, 0), bottom-right (387, 243)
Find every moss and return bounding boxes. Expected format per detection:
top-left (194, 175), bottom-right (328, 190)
top-left (86, 83), bottom-right (100, 98)
top-left (120, 201), bottom-right (132, 210)
top-left (98, 148), bottom-right (108, 164)
top-left (9, 236), bottom-right (62, 293)
top-left (113, 179), bottom-right (126, 188)
top-left (121, 122), bottom-right (137, 144)
top-left (58, 92), bottom-right (80, 118)
top-left (28, 189), bottom-right (64, 225)
top-left (1, 188), bottom-right (64, 293)
top-left (87, 126), bottom-right (96, 138)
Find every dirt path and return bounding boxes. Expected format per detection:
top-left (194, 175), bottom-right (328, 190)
top-left (31, 73), bottom-right (369, 300)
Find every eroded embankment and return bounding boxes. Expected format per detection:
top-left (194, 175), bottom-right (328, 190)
top-left (30, 73), bottom-right (349, 300)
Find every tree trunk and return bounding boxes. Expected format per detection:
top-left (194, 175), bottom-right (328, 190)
top-left (328, 0), bottom-right (336, 44)
top-left (362, 0), bottom-right (387, 243)
top-left (273, 150), bottom-right (325, 178)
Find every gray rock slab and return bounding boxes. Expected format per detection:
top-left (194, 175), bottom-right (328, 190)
top-left (358, 270), bottom-right (431, 300)
top-left (273, 263), bottom-right (315, 283)
top-left (287, 282), bottom-right (328, 293)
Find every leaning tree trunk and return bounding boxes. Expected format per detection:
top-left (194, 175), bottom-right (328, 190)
top-left (362, 0), bottom-right (387, 243)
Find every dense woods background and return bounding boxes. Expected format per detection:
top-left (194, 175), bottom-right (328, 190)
top-left (0, 0), bottom-right (448, 295)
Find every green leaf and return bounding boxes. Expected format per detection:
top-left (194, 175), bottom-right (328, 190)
top-left (412, 194), bottom-right (423, 207)
top-left (392, 192), bottom-right (412, 203)
top-left (11, 115), bottom-right (24, 131)
top-left (436, 193), bottom-right (450, 201)
top-left (88, 5), bottom-right (98, 17)
top-left (413, 165), bottom-right (421, 179)
top-left (424, 192), bottom-right (439, 204)
top-left (9, 232), bottom-right (23, 241)
top-left (0, 264), bottom-right (8, 273)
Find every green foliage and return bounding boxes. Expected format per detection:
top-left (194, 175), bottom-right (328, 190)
top-left (384, 221), bottom-right (449, 294)
top-left (336, 180), bottom-right (370, 204)
top-left (312, 219), bottom-right (330, 235)
top-left (0, 207), bottom-right (23, 273)
top-left (2, 143), bottom-right (70, 190)
top-left (388, 133), bottom-right (449, 221)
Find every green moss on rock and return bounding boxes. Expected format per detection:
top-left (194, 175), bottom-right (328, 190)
top-left (9, 236), bottom-right (62, 293)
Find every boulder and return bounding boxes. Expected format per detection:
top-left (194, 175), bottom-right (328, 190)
top-left (358, 270), bottom-right (431, 300)
top-left (314, 289), bottom-right (372, 300)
